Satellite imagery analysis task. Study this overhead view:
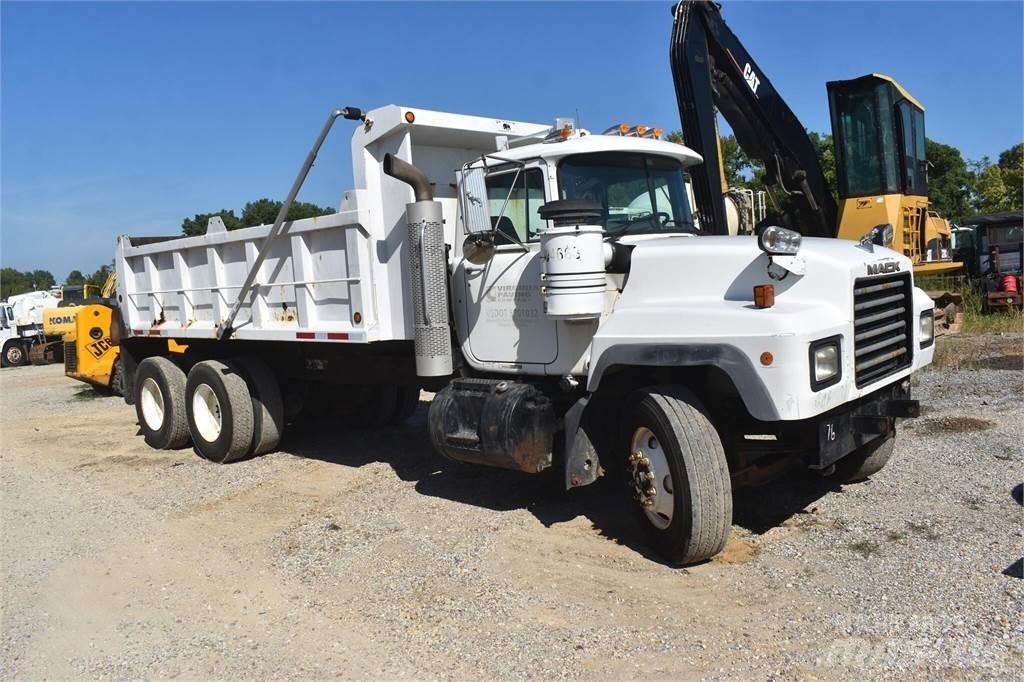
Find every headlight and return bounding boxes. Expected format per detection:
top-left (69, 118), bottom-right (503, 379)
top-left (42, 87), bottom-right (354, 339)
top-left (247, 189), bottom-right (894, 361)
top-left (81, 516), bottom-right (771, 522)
top-left (919, 310), bottom-right (934, 348)
top-left (809, 337), bottom-right (842, 391)
top-left (758, 226), bottom-right (802, 255)
top-left (860, 223), bottom-right (895, 248)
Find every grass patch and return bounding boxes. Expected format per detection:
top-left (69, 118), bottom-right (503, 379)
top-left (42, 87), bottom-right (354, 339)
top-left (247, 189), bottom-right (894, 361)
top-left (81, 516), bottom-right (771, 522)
top-left (848, 539), bottom-right (881, 558)
top-left (885, 530), bottom-right (906, 542)
top-left (917, 274), bottom-right (1023, 335)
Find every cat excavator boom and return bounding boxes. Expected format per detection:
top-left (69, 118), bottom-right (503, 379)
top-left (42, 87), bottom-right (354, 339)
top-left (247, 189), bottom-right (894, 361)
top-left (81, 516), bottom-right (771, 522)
top-left (670, 0), bottom-right (838, 237)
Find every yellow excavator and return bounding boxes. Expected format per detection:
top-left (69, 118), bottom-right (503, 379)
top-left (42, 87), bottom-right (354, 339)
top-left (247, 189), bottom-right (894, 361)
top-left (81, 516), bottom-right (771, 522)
top-left (670, 2), bottom-right (963, 332)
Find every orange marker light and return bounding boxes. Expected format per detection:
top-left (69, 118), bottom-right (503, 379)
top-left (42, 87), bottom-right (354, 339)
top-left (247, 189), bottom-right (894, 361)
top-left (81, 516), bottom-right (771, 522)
top-left (753, 284), bottom-right (775, 309)
top-left (560, 126), bottom-right (572, 140)
top-left (404, 111), bottom-right (416, 123)
top-left (760, 352), bottom-right (774, 366)
top-left (353, 311), bottom-right (362, 324)
top-left (635, 125), bottom-right (649, 137)
top-left (653, 127), bottom-right (664, 139)
top-left (618, 123), bottom-right (630, 135)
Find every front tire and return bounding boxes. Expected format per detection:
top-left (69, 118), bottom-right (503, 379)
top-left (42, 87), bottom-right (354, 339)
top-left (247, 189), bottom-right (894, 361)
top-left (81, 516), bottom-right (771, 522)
top-left (135, 357), bottom-right (191, 449)
top-left (624, 386), bottom-right (732, 565)
top-left (2, 342), bottom-right (28, 368)
top-left (833, 434), bottom-right (895, 483)
top-left (185, 360), bottom-right (254, 463)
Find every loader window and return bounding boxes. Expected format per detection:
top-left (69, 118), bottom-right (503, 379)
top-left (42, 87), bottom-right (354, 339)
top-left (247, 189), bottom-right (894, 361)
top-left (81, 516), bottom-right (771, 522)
top-left (485, 168), bottom-right (546, 244)
top-left (897, 101), bottom-right (928, 197)
top-left (830, 81), bottom-right (900, 198)
top-left (557, 152), bottom-right (695, 236)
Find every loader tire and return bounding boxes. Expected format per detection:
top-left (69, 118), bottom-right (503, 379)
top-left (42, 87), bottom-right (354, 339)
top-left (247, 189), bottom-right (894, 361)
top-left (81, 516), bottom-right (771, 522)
top-left (135, 356), bottom-right (191, 450)
top-left (834, 434), bottom-right (895, 483)
top-left (185, 360), bottom-right (254, 463)
top-left (234, 357), bottom-right (284, 456)
top-left (623, 386), bottom-right (732, 565)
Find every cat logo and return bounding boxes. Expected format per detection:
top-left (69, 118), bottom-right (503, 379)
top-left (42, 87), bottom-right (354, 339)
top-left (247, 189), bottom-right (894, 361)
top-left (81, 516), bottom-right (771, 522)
top-left (866, 261), bottom-right (901, 275)
top-left (742, 63), bottom-right (761, 96)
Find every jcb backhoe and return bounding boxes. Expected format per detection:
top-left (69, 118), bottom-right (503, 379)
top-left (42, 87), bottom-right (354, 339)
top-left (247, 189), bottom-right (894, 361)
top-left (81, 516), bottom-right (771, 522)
top-left (670, 0), bottom-right (962, 332)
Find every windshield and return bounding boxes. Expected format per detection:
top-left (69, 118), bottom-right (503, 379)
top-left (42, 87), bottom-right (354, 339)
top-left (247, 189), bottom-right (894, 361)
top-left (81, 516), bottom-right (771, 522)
top-left (558, 153), bottom-right (695, 237)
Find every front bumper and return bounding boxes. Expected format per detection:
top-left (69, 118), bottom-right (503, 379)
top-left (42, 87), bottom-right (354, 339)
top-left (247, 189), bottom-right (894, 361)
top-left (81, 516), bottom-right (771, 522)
top-left (812, 379), bottom-right (918, 469)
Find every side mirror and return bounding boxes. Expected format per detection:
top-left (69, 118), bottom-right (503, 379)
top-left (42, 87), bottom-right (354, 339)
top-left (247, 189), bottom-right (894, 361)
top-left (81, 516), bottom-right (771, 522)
top-left (458, 165), bottom-right (491, 234)
top-left (462, 232), bottom-right (496, 265)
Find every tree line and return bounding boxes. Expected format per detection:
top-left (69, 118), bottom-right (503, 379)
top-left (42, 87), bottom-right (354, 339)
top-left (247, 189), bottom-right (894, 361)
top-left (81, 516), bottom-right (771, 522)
top-left (181, 198), bottom-right (334, 237)
top-left (1, 265), bottom-right (114, 301)
top-left (675, 130), bottom-right (1024, 219)
top-left (2, 197), bottom-right (334, 301)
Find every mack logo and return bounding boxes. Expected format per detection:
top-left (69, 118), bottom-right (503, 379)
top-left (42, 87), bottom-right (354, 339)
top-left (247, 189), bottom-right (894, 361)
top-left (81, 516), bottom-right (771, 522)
top-left (867, 261), bottom-right (900, 275)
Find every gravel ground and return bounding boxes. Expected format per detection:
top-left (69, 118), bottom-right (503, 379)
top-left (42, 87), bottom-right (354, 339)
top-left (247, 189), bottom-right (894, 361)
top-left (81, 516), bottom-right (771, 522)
top-left (1, 334), bottom-right (1021, 679)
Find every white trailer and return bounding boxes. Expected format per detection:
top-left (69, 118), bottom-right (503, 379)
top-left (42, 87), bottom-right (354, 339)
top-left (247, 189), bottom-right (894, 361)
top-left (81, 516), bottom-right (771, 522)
top-left (115, 105), bottom-right (935, 563)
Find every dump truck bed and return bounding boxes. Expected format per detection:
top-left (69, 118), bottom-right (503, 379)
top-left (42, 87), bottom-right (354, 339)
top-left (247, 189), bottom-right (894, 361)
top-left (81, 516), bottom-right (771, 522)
top-left (116, 210), bottom-right (379, 343)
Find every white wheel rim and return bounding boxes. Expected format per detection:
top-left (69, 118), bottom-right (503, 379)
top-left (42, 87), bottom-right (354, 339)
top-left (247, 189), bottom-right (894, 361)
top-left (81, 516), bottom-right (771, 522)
top-left (191, 383), bottom-right (223, 443)
top-left (630, 427), bottom-right (675, 530)
top-left (7, 346), bottom-right (22, 363)
top-left (140, 378), bottom-right (165, 431)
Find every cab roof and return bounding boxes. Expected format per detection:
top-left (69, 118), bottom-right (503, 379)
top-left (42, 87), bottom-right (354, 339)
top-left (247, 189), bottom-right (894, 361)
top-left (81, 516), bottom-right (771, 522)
top-left (482, 132), bottom-right (704, 168)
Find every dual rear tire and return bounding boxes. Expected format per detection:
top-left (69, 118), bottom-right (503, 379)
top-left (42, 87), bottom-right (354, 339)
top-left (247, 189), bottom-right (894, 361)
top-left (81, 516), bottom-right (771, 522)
top-left (134, 356), bottom-right (283, 462)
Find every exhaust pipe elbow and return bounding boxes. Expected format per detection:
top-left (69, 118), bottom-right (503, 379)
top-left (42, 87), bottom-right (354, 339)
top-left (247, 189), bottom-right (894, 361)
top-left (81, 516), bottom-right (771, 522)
top-left (383, 153), bottom-right (433, 202)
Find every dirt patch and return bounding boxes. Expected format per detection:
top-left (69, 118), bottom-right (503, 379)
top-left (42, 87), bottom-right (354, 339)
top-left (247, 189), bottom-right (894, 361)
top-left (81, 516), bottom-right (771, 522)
top-left (712, 532), bottom-right (759, 564)
top-left (971, 354), bottom-right (1024, 371)
top-left (920, 416), bottom-right (996, 433)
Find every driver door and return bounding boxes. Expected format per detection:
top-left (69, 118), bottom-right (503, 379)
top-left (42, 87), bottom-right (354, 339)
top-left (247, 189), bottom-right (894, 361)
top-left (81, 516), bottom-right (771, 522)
top-left (457, 165), bottom-right (557, 366)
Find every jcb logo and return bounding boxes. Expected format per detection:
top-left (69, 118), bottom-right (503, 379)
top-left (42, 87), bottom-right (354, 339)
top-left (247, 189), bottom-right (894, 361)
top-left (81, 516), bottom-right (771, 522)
top-left (743, 63), bottom-right (761, 95)
top-left (867, 261), bottom-right (900, 275)
top-left (87, 337), bottom-right (113, 358)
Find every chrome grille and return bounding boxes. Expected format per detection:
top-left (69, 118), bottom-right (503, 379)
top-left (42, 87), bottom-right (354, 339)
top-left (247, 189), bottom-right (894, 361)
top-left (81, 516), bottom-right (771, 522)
top-left (853, 272), bottom-right (913, 387)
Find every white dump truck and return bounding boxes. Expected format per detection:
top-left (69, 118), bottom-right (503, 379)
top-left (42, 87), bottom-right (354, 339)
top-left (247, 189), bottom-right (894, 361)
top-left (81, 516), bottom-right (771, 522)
top-left (114, 105), bottom-right (934, 563)
top-left (1, 290), bottom-right (62, 367)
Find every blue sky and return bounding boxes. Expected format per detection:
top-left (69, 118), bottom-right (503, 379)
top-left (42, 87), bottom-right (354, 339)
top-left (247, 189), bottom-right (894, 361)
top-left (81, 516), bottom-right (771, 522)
top-left (2, 1), bottom-right (1022, 279)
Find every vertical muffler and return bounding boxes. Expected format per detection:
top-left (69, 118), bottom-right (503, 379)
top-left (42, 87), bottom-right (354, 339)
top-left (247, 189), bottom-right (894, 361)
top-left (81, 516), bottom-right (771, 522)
top-left (383, 153), bottom-right (453, 377)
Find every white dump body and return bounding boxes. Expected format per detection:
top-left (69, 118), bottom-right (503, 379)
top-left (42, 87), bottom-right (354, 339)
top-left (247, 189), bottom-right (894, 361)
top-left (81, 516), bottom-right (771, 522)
top-left (116, 211), bottom-right (376, 342)
top-left (116, 104), bottom-right (550, 344)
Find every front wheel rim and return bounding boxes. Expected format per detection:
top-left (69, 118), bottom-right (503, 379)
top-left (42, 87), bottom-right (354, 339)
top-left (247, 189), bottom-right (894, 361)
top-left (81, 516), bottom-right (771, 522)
top-left (7, 346), bottom-right (22, 364)
top-left (140, 377), bottom-right (165, 431)
top-left (629, 427), bottom-right (675, 530)
top-left (191, 383), bottom-right (223, 443)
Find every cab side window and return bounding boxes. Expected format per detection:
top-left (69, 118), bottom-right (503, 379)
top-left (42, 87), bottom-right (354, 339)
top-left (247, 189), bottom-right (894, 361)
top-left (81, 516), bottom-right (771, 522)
top-left (485, 168), bottom-right (546, 244)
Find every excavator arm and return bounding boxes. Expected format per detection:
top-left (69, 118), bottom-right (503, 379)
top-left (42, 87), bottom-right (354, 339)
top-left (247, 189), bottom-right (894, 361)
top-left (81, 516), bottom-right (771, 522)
top-left (670, 0), bottom-right (837, 237)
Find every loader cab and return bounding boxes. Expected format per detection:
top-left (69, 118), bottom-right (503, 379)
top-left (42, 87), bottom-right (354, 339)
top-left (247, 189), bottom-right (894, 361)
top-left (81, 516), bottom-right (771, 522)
top-left (828, 73), bottom-right (927, 200)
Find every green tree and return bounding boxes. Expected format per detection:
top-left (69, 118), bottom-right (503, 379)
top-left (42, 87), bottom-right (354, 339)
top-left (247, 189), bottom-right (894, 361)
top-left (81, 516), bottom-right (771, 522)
top-left (240, 198), bottom-right (334, 228)
top-left (66, 270), bottom-right (86, 286)
top-left (807, 131), bottom-right (837, 203)
top-left (0, 268), bottom-right (55, 300)
top-left (86, 264), bottom-right (113, 287)
top-left (31, 270), bottom-right (55, 290)
top-left (997, 143), bottom-right (1023, 211)
top-left (925, 138), bottom-right (973, 219)
top-left (1, 268), bottom-right (30, 299)
top-left (971, 159), bottom-right (1011, 213)
top-left (182, 209), bottom-right (242, 237)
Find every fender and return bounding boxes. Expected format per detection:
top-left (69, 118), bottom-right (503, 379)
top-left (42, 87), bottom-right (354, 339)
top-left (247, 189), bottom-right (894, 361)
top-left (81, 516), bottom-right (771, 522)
top-left (587, 343), bottom-right (780, 421)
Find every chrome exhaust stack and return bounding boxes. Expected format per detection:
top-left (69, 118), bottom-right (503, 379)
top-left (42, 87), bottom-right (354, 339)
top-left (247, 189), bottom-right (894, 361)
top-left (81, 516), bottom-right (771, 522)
top-left (383, 154), bottom-right (453, 378)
